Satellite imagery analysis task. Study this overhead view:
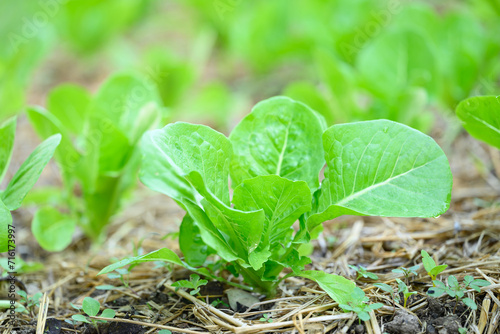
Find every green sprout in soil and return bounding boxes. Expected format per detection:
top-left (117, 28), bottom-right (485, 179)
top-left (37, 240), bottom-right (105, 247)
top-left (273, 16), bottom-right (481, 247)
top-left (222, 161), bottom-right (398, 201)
top-left (373, 283), bottom-right (400, 311)
top-left (421, 250), bottom-right (447, 286)
top-left (392, 265), bottom-right (419, 285)
top-left (349, 265), bottom-right (379, 280)
top-left (171, 274), bottom-right (208, 296)
top-left (339, 287), bottom-right (383, 323)
top-left (259, 313), bottom-right (273, 323)
top-left (70, 297), bottom-right (115, 333)
top-left (396, 279), bottom-right (417, 308)
top-left (211, 299), bottom-right (229, 308)
top-left (428, 275), bottom-right (490, 312)
top-left (158, 330), bottom-right (172, 334)
top-left (17, 290), bottom-right (43, 317)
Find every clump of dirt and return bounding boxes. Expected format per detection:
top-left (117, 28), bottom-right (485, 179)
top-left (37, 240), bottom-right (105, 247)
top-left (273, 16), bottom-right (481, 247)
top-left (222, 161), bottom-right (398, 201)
top-left (384, 310), bottom-right (420, 333)
top-left (417, 297), bottom-right (468, 334)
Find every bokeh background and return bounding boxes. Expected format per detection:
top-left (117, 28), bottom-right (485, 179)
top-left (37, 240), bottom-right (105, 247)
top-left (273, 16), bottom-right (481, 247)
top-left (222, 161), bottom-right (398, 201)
top-left (2, 0), bottom-right (499, 134)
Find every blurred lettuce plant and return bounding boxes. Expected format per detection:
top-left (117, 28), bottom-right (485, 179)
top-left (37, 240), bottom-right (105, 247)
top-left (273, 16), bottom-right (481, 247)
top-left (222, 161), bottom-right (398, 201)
top-left (27, 72), bottom-right (164, 250)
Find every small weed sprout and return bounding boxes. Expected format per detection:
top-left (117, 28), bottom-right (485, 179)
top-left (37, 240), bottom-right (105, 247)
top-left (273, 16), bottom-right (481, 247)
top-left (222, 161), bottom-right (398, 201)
top-left (339, 287), bottom-right (383, 322)
top-left (396, 279), bottom-right (417, 308)
top-left (158, 330), bottom-right (172, 334)
top-left (17, 291), bottom-right (43, 317)
top-left (428, 275), bottom-right (490, 312)
top-left (211, 299), bottom-right (229, 308)
top-left (259, 313), bottom-right (273, 322)
top-left (349, 265), bottom-right (379, 280)
top-left (171, 274), bottom-right (208, 296)
top-left (421, 250), bottom-right (447, 286)
top-left (374, 283), bottom-right (400, 309)
top-left (107, 268), bottom-right (131, 288)
top-left (392, 265), bottom-right (419, 284)
top-left (71, 297), bottom-right (115, 333)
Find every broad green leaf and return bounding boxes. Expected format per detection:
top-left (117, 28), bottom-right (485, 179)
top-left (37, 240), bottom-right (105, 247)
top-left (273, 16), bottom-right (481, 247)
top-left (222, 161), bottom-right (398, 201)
top-left (100, 309), bottom-right (116, 318)
top-left (421, 250), bottom-right (436, 273)
top-left (88, 72), bottom-right (162, 140)
top-left (98, 248), bottom-right (183, 275)
top-left (2, 134), bottom-right (61, 210)
top-left (186, 171), bottom-right (265, 263)
top-left (274, 249), bottom-right (311, 273)
top-left (357, 28), bottom-right (438, 100)
top-left (248, 248), bottom-right (272, 271)
top-left (82, 297), bottom-right (100, 317)
top-left (140, 122), bottom-right (232, 204)
top-left (456, 96), bottom-right (500, 149)
top-left (47, 84), bottom-right (90, 135)
top-left (84, 117), bottom-right (132, 175)
top-left (307, 120), bottom-right (452, 230)
top-left (26, 107), bottom-right (81, 178)
top-left (299, 271), bottom-right (356, 305)
top-left (31, 207), bottom-right (76, 252)
top-left (72, 314), bottom-right (91, 323)
top-left (179, 214), bottom-right (208, 267)
top-left (182, 199), bottom-right (240, 263)
top-left (230, 96), bottom-right (326, 190)
top-left (462, 298), bottom-right (477, 310)
top-left (429, 265), bottom-right (448, 276)
top-left (448, 275), bottom-right (459, 288)
top-left (0, 117), bottom-right (16, 184)
top-left (0, 200), bottom-right (12, 253)
top-left (233, 175), bottom-right (311, 246)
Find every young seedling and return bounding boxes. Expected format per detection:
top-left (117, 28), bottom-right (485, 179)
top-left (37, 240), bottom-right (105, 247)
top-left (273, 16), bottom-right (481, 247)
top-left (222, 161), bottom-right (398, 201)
top-left (428, 275), bottom-right (490, 312)
top-left (71, 297), bottom-right (115, 333)
top-left (339, 287), bottom-right (383, 323)
top-left (158, 330), bottom-right (172, 334)
top-left (396, 279), bottom-right (417, 308)
top-left (373, 283), bottom-right (400, 311)
top-left (211, 299), bottom-right (229, 308)
top-left (392, 265), bottom-right (419, 285)
top-left (259, 313), bottom-right (273, 323)
top-left (99, 97), bottom-right (453, 305)
top-left (421, 250), bottom-right (447, 286)
top-left (171, 274), bottom-right (208, 296)
top-left (17, 291), bottom-right (43, 317)
top-left (349, 265), bottom-right (379, 280)
top-left (107, 268), bottom-right (131, 289)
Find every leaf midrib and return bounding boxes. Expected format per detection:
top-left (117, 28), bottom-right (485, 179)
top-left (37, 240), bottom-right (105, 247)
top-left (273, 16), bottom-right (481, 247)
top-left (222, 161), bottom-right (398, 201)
top-left (276, 120), bottom-right (292, 175)
top-left (334, 155), bottom-right (441, 207)
top-left (468, 113), bottom-right (500, 135)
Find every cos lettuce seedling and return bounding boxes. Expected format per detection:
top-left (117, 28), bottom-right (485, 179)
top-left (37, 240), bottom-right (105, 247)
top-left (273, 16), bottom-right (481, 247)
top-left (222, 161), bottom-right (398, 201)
top-left (99, 96), bottom-right (452, 304)
top-left (0, 117), bottom-right (60, 252)
top-left (27, 72), bottom-right (163, 250)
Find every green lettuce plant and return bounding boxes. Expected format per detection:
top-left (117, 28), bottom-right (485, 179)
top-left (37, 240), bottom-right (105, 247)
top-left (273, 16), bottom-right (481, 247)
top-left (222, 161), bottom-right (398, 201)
top-left (0, 117), bottom-right (60, 252)
top-left (27, 72), bottom-right (163, 250)
top-left (99, 96), bottom-right (452, 303)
